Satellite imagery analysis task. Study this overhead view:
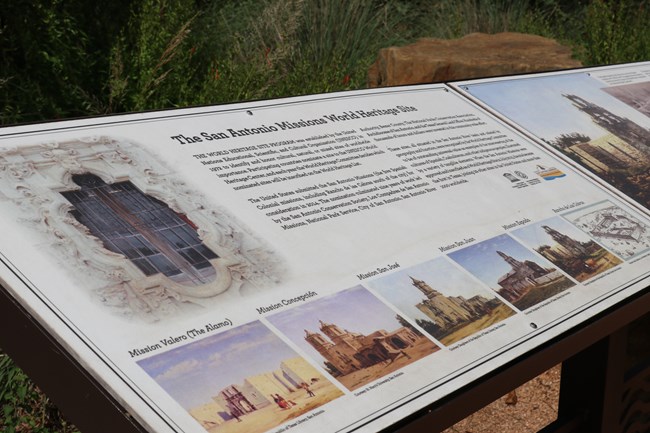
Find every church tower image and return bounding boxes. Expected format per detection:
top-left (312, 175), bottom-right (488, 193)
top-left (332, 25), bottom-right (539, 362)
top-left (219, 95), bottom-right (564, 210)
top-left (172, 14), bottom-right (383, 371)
top-left (411, 276), bottom-right (441, 300)
top-left (563, 94), bottom-right (650, 158)
top-left (497, 250), bottom-right (528, 271)
top-left (304, 322), bottom-right (364, 376)
top-left (495, 250), bottom-right (554, 299)
top-left (304, 328), bottom-right (361, 376)
top-left (409, 276), bottom-right (497, 331)
top-left (542, 225), bottom-right (589, 256)
top-left (320, 321), bottom-right (359, 348)
top-left (531, 222), bottom-right (622, 282)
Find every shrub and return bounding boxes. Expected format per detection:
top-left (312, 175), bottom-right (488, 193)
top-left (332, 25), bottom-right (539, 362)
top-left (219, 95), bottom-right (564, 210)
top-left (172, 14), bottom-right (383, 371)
top-left (0, 354), bottom-right (79, 433)
top-left (579, 0), bottom-right (650, 65)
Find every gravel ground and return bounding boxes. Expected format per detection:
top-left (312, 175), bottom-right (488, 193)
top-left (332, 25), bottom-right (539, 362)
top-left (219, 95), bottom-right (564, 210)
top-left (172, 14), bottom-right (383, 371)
top-left (442, 365), bottom-right (561, 433)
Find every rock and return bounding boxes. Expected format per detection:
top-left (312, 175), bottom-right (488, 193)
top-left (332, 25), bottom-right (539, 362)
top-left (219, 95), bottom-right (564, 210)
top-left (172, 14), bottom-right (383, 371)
top-left (368, 32), bottom-right (582, 87)
top-left (504, 390), bottom-right (518, 405)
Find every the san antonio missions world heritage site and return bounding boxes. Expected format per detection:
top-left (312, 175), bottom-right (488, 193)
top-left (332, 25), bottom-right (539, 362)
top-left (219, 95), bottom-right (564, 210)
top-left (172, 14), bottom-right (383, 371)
top-left (1, 17), bottom-right (650, 432)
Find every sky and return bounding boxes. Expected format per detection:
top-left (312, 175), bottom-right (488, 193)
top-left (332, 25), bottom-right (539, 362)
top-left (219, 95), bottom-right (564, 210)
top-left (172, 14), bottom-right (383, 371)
top-left (137, 321), bottom-right (300, 410)
top-left (512, 216), bottom-right (596, 250)
top-left (267, 286), bottom-right (406, 364)
top-left (365, 257), bottom-right (497, 324)
top-left (448, 234), bottom-right (555, 289)
top-left (463, 72), bottom-right (644, 142)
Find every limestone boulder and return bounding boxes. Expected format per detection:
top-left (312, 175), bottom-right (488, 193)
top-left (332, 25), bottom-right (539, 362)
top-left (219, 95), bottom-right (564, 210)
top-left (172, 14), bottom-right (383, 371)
top-left (368, 32), bottom-right (582, 87)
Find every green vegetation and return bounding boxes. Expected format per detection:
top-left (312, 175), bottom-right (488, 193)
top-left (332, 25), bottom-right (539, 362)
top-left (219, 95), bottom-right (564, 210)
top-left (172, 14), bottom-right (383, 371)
top-left (0, 353), bottom-right (78, 433)
top-left (2, 0), bottom-right (650, 125)
top-left (0, 0), bottom-right (648, 431)
top-left (581, 0), bottom-right (650, 64)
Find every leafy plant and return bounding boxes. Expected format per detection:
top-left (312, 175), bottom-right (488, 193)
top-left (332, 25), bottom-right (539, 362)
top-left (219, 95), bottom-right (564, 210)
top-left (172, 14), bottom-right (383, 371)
top-left (0, 354), bottom-right (79, 433)
top-left (107, 0), bottom-right (202, 112)
top-left (0, 0), bottom-right (132, 124)
top-left (579, 0), bottom-right (650, 64)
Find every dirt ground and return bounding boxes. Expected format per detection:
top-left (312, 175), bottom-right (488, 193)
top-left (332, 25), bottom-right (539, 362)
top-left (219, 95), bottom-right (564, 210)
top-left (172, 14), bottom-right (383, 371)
top-left (442, 364), bottom-right (561, 433)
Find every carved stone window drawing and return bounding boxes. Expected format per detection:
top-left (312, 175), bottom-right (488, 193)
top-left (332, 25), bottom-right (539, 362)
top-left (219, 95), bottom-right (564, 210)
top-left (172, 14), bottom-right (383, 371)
top-left (62, 173), bottom-right (218, 286)
top-left (0, 137), bottom-right (282, 321)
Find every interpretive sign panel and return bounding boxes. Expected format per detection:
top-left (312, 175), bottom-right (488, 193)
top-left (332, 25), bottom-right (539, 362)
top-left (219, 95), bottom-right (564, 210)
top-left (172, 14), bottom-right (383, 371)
top-left (0, 78), bottom-right (648, 433)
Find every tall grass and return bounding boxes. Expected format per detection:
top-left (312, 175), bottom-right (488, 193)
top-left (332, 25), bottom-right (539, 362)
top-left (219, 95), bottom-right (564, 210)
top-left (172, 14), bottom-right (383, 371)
top-left (3, 0), bottom-right (650, 124)
top-left (106, 0), bottom-right (406, 112)
top-left (412, 0), bottom-right (557, 38)
top-left (104, 0), bottom-right (650, 116)
top-left (107, 0), bottom-right (202, 112)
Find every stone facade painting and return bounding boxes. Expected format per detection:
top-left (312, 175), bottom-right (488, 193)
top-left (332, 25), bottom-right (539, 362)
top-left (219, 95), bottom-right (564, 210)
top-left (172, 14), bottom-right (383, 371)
top-left (303, 320), bottom-right (420, 376)
top-left (0, 137), bottom-right (283, 321)
top-left (449, 234), bottom-right (575, 311)
top-left (268, 286), bottom-right (439, 391)
top-left (563, 201), bottom-right (650, 260)
top-left (138, 321), bottom-right (342, 433)
top-left (366, 258), bottom-right (515, 346)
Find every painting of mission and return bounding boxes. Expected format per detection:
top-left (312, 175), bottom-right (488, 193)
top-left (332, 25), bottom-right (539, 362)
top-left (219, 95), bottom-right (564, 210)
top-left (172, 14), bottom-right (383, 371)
top-left (465, 75), bottom-right (650, 209)
top-left (449, 234), bottom-right (576, 311)
top-left (138, 321), bottom-right (343, 433)
top-left (367, 257), bottom-right (515, 346)
top-left (512, 216), bottom-right (622, 282)
top-left (268, 286), bottom-right (439, 391)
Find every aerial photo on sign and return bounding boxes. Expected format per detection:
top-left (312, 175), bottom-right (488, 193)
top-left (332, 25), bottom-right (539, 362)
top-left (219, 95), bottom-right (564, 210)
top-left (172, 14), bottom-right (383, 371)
top-left (563, 201), bottom-right (650, 260)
